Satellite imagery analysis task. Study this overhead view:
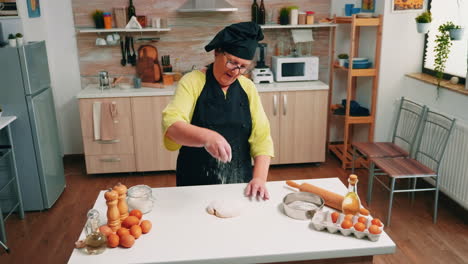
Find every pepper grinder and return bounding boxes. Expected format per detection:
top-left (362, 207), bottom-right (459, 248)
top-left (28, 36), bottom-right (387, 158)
top-left (104, 188), bottom-right (120, 231)
top-left (113, 182), bottom-right (129, 222)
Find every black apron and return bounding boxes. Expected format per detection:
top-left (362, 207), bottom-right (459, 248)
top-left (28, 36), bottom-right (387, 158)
top-left (176, 64), bottom-right (253, 186)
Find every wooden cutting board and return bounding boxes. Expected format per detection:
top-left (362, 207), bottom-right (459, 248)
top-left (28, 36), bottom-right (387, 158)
top-left (136, 45), bottom-right (162, 83)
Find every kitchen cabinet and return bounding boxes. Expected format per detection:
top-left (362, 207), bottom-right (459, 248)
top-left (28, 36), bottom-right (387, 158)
top-left (79, 98), bottom-right (136, 174)
top-left (77, 82), bottom-right (328, 174)
top-left (132, 96), bottom-right (178, 171)
top-left (260, 90), bottom-right (327, 164)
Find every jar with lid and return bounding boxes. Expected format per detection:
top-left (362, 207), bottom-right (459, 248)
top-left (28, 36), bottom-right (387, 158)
top-left (127, 185), bottom-right (155, 214)
top-left (103, 12), bottom-right (112, 29)
top-left (306, 11), bottom-right (315, 25)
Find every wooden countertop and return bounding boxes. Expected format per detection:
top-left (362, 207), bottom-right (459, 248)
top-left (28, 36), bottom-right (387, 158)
top-left (67, 178), bottom-right (395, 264)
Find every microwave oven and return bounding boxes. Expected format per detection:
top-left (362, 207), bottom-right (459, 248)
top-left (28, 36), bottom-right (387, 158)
top-left (272, 56), bottom-right (319, 82)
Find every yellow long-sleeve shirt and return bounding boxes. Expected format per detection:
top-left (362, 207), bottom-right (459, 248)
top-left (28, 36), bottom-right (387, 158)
top-left (162, 70), bottom-right (274, 158)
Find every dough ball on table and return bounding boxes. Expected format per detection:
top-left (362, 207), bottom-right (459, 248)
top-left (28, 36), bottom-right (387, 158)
top-left (206, 200), bottom-right (242, 218)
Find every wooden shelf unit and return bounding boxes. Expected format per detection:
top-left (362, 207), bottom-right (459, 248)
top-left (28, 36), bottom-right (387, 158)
top-left (327, 15), bottom-right (383, 169)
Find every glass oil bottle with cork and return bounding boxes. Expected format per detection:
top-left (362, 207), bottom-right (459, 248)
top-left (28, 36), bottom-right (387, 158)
top-left (84, 209), bottom-right (107, 255)
top-left (341, 174), bottom-right (361, 215)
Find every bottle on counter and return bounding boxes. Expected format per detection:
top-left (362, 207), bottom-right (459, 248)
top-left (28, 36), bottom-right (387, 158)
top-left (84, 209), bottom-right (107, 255)
top-left (103, 12), bottom-right (112, 29)
top-left (258, 0), bottom-right (266, 25)
top-left (342, 174), bottom-right (361, 215)
top-left (251, 0), bottom-right (259, 23)
top-left (306, 11), bottom-right (315, 24)
top-left (128, 0), bottom-right (136, 21)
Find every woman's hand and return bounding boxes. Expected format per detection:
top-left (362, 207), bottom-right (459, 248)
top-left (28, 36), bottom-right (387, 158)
top-left (204, 131), bottom-right (232, 163)
top-left (245, 178), bottom-right (270, 200)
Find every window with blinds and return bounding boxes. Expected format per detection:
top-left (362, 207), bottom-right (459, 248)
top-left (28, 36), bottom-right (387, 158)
top-left (423, 0), bottom-right (467, 82)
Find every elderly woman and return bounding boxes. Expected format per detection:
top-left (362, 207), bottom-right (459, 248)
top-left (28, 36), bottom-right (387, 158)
top-left (162, 22), bottom-right (273, 200)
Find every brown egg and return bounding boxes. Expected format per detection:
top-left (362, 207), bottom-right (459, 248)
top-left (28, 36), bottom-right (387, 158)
top-left (354, 222), bottom-right (366, 232)
top-left (371, 218), bottom-right (383, 227)
top-left (122, 216), bottom-right (140, 228)
top-left (117, 227), bottom-right (130, 238)
top-left (331, 212), bottom-right (339, 223)
top-left (130, 225), bottom-right (142, 239)
top-left (140, 220), bottom-right (152, 234)
top-left (107, 234), bottom-right (119, 248)
top-left (120, 234), bottom-right (135, 248)
top-left (344, 214), bottom-right (354, 221)
top-left (99, 225), bottom-right (114, 237)
top-left (357, 216), bottom-right (367, 224)
top-left (341, 220), bottom-right (353, 229)
top-left (369, 224), bottom-right (382, 234)
top-left (129, 209), bottom-right (143, 220)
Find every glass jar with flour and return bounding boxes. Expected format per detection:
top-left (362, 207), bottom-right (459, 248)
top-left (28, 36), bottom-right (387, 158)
top-left (127, 185), bottom-right (155, 214)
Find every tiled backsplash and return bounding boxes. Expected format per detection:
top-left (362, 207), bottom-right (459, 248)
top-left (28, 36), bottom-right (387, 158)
top-left (72, 0), bottom-right (331, 87)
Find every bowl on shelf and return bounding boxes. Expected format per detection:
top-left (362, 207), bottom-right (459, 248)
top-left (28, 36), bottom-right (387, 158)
top-left (344, 58), bottom-right (372, 69)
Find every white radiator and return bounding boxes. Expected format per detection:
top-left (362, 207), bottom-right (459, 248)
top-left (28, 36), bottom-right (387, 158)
top-left (430, 120), bottom-right (468, 210)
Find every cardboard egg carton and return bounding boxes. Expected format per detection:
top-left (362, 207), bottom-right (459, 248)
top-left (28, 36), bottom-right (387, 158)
top-left (311, 210), bottom-right (384, 242)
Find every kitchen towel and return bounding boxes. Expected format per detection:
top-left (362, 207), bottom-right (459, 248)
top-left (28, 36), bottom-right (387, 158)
top-left (100, 102), bottom-right (117, 141)
top-left (93, 102), bottom-right (102, 140)
top-left (291, 29), bottom-right (314, 43)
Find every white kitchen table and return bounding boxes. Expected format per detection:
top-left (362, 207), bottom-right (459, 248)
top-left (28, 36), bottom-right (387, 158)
top-left (68, 178), bottom-right (395, 264)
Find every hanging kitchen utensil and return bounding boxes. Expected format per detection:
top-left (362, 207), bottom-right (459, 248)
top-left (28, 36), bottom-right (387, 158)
top-left (125, 36), bottom-right (131, 66)
top-left (120, 38), bottom-right (126, 66)
top-left (130, 37), bottom-right (137, 66)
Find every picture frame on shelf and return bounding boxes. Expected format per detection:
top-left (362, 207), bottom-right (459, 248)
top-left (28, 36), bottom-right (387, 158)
top-left (27, 0), bottom-right (41, 18)
top-left (392, 0), bottom-right (425, 13)
top-left (361, 0), bottom-right (376, 13)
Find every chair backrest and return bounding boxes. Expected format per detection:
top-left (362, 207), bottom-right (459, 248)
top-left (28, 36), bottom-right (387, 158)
top-left (414, 110), bottom-right (456, 173)
top-left (391, 97), bottom-right (427, 154)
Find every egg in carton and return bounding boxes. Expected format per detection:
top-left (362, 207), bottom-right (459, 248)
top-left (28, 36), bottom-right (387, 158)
top-left (311, 210), bottom-right (384, 242)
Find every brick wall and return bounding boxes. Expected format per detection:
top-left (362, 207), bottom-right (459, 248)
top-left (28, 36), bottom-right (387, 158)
top-left (72, 0), bottom-right (331, 87)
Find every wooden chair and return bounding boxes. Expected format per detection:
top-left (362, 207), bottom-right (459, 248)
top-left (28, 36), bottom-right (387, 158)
top-left (368, 110), bottom-right (456, 226)
top-left (351, 97), bottom-right (427, 175)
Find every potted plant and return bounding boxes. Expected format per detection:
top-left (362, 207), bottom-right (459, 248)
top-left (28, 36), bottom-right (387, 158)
top-left (444, 22), bottom-right (465, 40)
top-left (433, 22), bottom-right (453, 97)
top-left (279, 7), bottom-right (289, 25)
top-left (415, 11), bottom-right (431, 34)
top-left (8, 34), bottom-right (16, 47)
top-left (92, 10), bottom-right (105, 29)
top-left (15, 33), bottom-right (24, 46)
top-left (337, 54), bottom-right (348, 67)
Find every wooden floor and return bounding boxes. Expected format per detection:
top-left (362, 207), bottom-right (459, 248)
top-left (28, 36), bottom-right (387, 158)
top-left (1, 154), bottom-right (467, 264)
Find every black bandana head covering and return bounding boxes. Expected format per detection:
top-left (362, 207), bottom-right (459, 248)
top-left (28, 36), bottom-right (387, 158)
top-left (204, 22), bottom-right (264, 60)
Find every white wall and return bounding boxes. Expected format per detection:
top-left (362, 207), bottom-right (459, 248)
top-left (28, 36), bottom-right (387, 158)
top-left (373, 1), bottom-right (425, 141)
top-left (376, 0), bottom-right (468, 140)
top-left (16, 0), bottom-right (83, 154)
top-left (331, 0), bottom-right (468, 143)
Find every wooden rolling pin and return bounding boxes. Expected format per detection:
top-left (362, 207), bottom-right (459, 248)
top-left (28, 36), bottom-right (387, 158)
top-left (286, 180), bottom-right (369, 215)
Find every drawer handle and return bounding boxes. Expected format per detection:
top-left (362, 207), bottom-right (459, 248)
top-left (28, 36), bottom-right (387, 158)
top-left (96, 139), bottom-right (120, 144)
top-left (100, 157), bottom-right (121, 162)
top-left (283, 94), bottom-right (287, 116)
top-left (273, 95), bottom-right (278, 116)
